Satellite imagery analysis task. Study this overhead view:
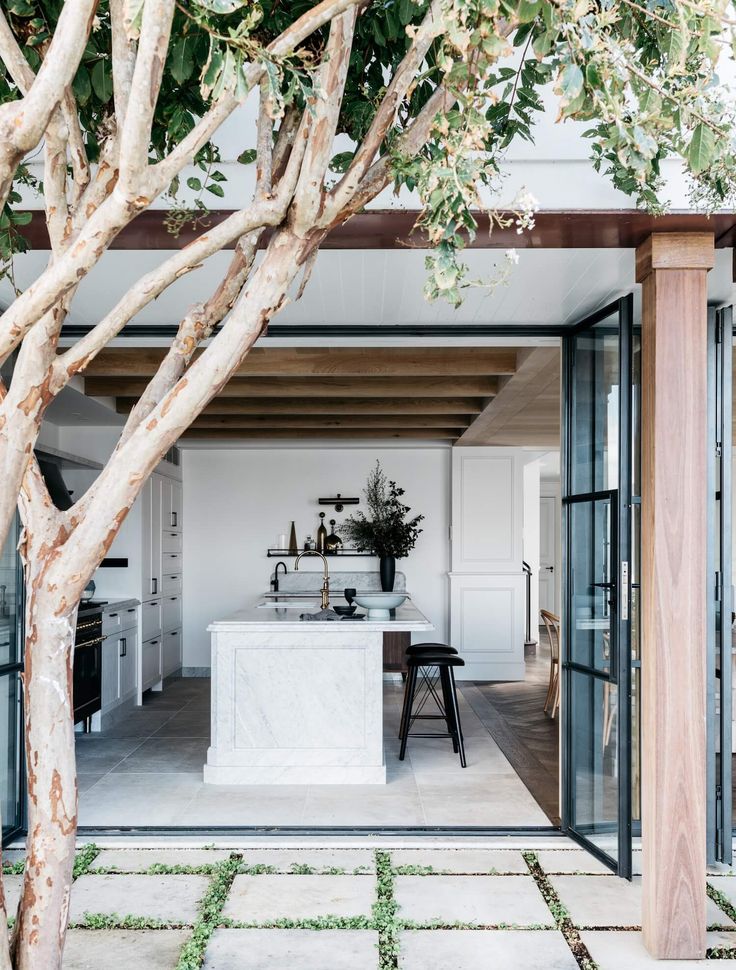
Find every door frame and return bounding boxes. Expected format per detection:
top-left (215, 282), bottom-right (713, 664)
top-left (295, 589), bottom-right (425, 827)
top-left (560, 295), bottom-right (634, 878)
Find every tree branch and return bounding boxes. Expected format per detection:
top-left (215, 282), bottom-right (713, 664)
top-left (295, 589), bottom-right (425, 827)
top-left (327, 0), bottom-right (444, 219)
top-left (110, 0), bottom-right (136, 129)
top-left (292, 7), bottom-right (358, 233)
top-left (118, 0), bottom-right (176, 194)
top-left (0, 0), bottom-right (98, 209)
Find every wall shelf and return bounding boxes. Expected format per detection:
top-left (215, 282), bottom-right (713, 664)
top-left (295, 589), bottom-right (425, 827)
top-left (266, 549), bottom-right (375, 558)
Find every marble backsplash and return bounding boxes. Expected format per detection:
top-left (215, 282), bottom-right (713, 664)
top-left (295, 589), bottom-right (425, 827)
top-left (273, 570), bottom-right (406, 593)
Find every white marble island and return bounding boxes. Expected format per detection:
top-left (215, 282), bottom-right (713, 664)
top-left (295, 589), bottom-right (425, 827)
top-left (204, 600), bottom-right (433, 785)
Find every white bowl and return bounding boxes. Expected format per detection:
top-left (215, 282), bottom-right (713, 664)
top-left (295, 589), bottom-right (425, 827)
top-left (352, 592), bottom-right (407, 619)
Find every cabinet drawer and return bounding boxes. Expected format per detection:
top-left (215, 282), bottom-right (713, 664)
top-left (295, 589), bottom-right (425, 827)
top-left (162, 629), bottom-right (181, 676)
top-left (141, 599), bottom-right (162, 641)
top-left (162, 531), bottom-right (182, 554)
top-left (120, 606), bottom-right (139, 634)
top-left (141, 637), bottom-right (162, 688)
top-left (162, 596), bottom-right (182, 633)
top-left (162, 573), bottom-right (182, 595)
top-left (162, 552), bottom-right (182, 572)
top-left (102, 611), bottom-right (122, 637)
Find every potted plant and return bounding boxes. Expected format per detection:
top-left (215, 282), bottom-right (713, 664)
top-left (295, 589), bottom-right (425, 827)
top-left (342, 462), bottom-right (424, 591)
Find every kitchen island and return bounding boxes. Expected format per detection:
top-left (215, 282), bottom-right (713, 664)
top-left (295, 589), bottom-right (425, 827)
top-left (204, 600), bottom-right (433, 785)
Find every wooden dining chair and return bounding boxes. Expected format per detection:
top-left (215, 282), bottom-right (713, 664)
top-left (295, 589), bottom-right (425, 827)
top-left (540, 609), bottom-right (561, 719)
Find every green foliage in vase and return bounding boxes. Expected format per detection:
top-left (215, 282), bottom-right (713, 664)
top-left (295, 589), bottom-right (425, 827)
top-left (342, 462), bottom-right (424, 559)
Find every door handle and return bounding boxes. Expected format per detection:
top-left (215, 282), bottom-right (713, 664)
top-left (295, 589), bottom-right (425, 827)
top-left (621, 561), bottom-right (629, 622)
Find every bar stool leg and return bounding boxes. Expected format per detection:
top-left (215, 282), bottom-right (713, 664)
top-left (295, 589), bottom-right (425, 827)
top-left (399, 666), bottom-right (417, 760)
top-left (439, 666), bottom-right (458, 753)
top-left (445, 667), bottom-right (467, 768)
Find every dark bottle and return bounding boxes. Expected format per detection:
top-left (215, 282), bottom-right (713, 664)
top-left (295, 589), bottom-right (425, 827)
top-left (288, 521), bottom-right (298, 555)
top-left (316, 512), bottom-right (327, 553)
top-left (325, 519), bottom-right (342, 555)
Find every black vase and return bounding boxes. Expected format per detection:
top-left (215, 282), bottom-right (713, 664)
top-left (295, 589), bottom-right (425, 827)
top-left (379, 555), bottom-right (396, 592)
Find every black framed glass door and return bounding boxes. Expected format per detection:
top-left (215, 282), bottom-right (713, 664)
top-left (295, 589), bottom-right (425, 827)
top-left (0, 513), bottom-right (24, 844)
top-left (708, 305), bottom-right (732, 864)
top-left (562, 296), bottom-right (635, 878)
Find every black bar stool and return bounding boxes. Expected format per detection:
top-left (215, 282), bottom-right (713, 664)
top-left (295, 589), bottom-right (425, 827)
top-left (398, 650), bottom-right (466, 768)
top-left (398, 643), bottom-right (458, 737)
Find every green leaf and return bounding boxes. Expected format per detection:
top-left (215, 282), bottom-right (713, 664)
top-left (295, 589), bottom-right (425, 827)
top-left (91, 59), bottom-right (113, 103)
top-left (237, 149), bottom-right (257, 165)
top-left (196, 0), bottom-right (244, 12)
top-left (556, 63), bottom-right (584, 108)
top-left (688, 123), bottom-right (716, 174)
top-left (329, 151), bottom-right (355, 173)
top-left (72, 66), bottom-right (92, 107)
top-left (517, 0), bottom-right (542, 24)
top-left (170, 36), bottom-right (195, 85)
top-left (186, 177), bottom-right (202, 191)
top-left (206, 183), bottom-right (225, 198)
top-left (399, 0), bottom-right (414, 25)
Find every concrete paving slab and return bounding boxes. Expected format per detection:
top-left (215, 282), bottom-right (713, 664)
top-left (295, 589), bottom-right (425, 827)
top-left (69, 873), bottom-right (210, 926)
top-left (581, 930), bottom-right (736, 967)
top-left (63, 928), bottom-right (189, 969)
top-left (90, 849), bottom-right (232, 872)
top-left (550, 876), bottom-right (734, 929)
top-left (394, 875), bottom-right (553, 927)
top-left (202, 928), bottom-right (379, 969)
top-left (2, 875), bottom-right (22, 918)
top-left (222, 874), bottom-right (376, 923)
top-left (390, 849), bottom-right (528, 874)
top-left (400, 929), bottom-right (577, 969)
top-left (535, 849), bottom-right (611, 875)
top-left (237, 849), bottom-right (376, 873)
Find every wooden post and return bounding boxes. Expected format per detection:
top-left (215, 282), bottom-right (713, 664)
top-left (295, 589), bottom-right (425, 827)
top-left (637, 232), bottom-right (715, 959)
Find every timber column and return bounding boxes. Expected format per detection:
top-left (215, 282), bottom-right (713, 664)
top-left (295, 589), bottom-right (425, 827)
top-left (636, 232), bottom-right (714, 959)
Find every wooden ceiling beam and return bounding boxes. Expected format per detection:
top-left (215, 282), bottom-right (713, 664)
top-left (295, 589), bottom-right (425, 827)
top-left (115, 396), bottom-right (486, 415)
top-left (455, 347), bottom-right (561, 447)
top-left (179, 428), bottom-right (459, 440)
top-left (88, 375), bottom-right (500, 398)
top-left (82, 347), bottom-right (518, 378)
top-left (188, 414), bottom-right (470, 430)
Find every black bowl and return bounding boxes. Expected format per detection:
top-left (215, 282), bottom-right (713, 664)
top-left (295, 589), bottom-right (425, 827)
top-left (333, 604), bottom-right (357, 616)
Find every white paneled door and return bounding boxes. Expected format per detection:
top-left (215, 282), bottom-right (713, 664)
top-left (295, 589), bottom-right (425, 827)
top-left (539, 495), bottom-right (557, 614)
top-left (450, 448), bottom-right (526, 681)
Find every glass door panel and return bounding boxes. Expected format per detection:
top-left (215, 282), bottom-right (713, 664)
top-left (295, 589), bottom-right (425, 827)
top-left (562, 296), bottom-right (634, 878)
top-left (0, 513), bottom-right (24, 842)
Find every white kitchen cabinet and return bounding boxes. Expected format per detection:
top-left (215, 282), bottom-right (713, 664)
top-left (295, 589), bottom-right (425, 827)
top-left (141, 598), bottom-right (162, 641)
top-left (141, 475), bottom-right (163, 599)
top-left (162, 628), bottom-right (182, 677)
top-left (101, 634), bottom-right (119, 710)
top-left (162, 595), bottom-right (182, 633)
top-left (119, 626), bottom-right (138, 700)
top-left (141, 637), bottom-right (162, 690)
top-left (170, 480), bottom-right (183, 532)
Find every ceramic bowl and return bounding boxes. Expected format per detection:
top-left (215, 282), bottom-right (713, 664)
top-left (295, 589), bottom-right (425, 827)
top-left (352, 592), bottom-right (407, 619)
top-left (333, 604), bottom-right (356, 616)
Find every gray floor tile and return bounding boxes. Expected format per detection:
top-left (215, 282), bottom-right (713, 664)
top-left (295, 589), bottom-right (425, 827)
top-left (69, 873), bottom-right (210, 925)
top-left (77, 773), bottom-right (107, 794)
top-left (418, 773), bottom-right (549, 826)
top-left (390, 849), bottom-right (529, 874)
top-left (394, 874), bottom-right (553, 927)
top-left (179, 785), bottom-right (308, 826)
top-left (400, 929), bottom-right (577, 969)
top-left (112, 738), bottom-right (209, 773)
top-left (90, 712), bottom-right (177, 739)
top-left (63, 928), bottom-right (189, 969)
top-left (551, 875), bottom-right (734, 929)
top-left (302, 781), bottom-right (424, 826)
top-left (77, 772), bottom-right (203, 826)
top-left (75, 739), bottom-right (145, 773)
top-left (152, 711), bottom-right (211, 738)
top-left (221, 874), bottom-right (376, 922)
top-left (90, 848), bottom-right (233, 872)
top-left (581, 930), bottom-right (736, 967)
top-left (202, 928), bottom-right (379, 969)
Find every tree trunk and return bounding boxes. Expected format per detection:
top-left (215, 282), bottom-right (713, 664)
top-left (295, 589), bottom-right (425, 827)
top-left (11, 565), bottom-right (77, 970)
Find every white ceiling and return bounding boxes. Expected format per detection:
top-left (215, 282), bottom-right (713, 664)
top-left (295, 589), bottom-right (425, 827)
top-left (0, 246), bottom-right (655, 333)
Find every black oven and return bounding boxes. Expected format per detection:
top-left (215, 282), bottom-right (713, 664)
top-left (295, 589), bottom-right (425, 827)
top-left (73, 609), bottom-right (103, 728)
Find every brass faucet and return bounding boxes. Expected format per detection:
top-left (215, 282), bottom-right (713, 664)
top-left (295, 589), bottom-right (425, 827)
top-left (294, 550), bottom-right (330, 609)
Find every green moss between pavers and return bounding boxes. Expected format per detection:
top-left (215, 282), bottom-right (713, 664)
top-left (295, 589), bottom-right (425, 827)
top-left (72, 913), bottom-right (183, 930)
top-left (176, 855), bottom-right (242, 970)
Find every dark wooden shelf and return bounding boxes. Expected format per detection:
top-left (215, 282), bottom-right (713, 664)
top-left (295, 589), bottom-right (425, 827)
top-left (266, 549), bottom-right (375, 558)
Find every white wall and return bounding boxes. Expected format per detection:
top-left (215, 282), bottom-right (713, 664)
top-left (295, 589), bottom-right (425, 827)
top-left (182, 447), bottom-right (451, 669)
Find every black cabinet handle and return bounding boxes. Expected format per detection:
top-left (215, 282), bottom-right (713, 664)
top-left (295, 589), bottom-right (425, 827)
top-left (119, 637), bottom-right (127, 658)
top-left (151, 578), bottom-right (158, 595)
top-left (171, 512), bottom-right (177, 527)
top-left (109, 612), bottom-right (118, 617)
top-left (127, 608), bottom-right (136, 613)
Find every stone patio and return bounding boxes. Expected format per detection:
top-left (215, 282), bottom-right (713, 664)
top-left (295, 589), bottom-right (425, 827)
top-left (3, 841), bottom-right (736, 968)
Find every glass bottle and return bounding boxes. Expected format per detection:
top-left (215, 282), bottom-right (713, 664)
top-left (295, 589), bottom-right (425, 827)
top-left (326, 519), bottom-right (342, 555)
top-left (316, 512), bottom-right (327, 553)
top-left (304, 535), bottom-right (316, 551)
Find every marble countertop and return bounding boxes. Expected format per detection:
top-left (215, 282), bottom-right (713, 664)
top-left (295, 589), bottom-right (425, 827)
top-left (209, 599), bottom-right (433, 634)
